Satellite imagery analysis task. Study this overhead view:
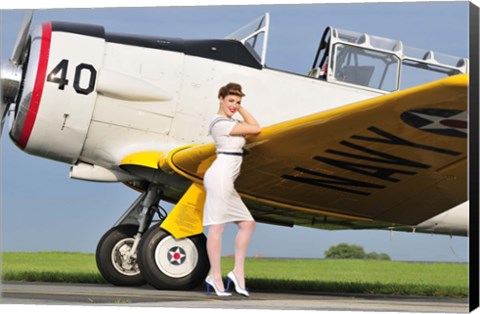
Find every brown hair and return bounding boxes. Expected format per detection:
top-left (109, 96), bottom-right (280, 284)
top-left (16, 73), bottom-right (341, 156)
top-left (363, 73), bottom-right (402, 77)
top-left (218, 82), bottom-right (245, 99)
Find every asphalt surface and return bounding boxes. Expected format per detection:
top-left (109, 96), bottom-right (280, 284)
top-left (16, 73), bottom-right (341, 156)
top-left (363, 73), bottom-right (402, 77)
top-left (0, 281), bottom-right (469, 312)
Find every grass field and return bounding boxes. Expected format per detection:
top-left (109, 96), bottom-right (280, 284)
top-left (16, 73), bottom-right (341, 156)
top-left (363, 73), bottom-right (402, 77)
top-left (1, 252), bottom-right (469, 297)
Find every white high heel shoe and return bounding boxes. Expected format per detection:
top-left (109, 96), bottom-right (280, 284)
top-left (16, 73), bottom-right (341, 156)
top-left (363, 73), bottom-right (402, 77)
top-left (226, 271), bottom-right (249, 297)
top-left (205, 276), bottom-right (232, 297)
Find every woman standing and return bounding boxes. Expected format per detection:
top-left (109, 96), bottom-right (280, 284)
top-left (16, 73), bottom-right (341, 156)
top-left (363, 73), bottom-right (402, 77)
top-left (203, 83), bottom-right (261, 297)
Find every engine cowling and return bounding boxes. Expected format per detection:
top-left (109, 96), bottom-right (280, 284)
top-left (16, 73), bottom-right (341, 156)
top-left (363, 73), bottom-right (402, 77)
top-left (11, 22), bottom-right (106, 164)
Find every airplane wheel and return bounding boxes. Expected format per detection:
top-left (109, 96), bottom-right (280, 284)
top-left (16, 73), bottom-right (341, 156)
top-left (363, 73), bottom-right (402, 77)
top-left (96, 224), bottom-right (146, 286)
top-left (138, 223), bottom-right (210, 290)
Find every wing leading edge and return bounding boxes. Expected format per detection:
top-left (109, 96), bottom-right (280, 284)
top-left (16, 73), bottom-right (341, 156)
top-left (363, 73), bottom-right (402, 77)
top-left (168, 74), bottom-right (468, 226)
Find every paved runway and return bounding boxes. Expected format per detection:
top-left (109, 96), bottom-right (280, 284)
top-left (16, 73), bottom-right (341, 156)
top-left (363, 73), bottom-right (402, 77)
top-left (0, 281), bottom-right (469, 312)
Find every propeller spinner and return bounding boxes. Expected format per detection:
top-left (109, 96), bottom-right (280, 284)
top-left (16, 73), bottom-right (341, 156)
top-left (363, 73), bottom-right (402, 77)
top-left (1, 10), bottom-right (33, 137)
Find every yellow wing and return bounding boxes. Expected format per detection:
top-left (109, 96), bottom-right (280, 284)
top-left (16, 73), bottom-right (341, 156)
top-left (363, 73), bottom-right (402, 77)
top-left (167, 74), bottom-right (468, 227)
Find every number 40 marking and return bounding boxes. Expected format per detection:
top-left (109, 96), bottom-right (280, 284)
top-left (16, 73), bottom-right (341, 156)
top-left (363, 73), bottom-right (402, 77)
top-left (47, 59), bottom-right (97, 95)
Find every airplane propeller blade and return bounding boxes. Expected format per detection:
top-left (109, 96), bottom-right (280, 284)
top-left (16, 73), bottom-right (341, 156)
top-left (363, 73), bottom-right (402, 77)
top-left (11, 10), bottom-right (33, 66)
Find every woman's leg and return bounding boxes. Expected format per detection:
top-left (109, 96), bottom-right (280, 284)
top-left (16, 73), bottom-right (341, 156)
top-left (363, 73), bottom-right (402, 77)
top-left (206, 223), bottom-right (226, 290)
top-left (232, 220), bottom-right (256, 288)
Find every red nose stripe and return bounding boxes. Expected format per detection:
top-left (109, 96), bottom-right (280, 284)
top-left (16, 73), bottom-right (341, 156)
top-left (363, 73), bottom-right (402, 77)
top-left (17, 22), bottom-right (52, 149)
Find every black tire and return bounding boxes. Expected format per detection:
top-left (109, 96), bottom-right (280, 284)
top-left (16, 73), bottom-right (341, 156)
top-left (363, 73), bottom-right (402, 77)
top-left (138, 223), bottom-right (210, 290)
top-left (96, 224), bottom-right (146, 286)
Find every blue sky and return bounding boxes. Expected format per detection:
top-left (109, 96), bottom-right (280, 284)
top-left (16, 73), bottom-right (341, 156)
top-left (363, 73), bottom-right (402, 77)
top-left (0, 1), bottom-right (470, 261)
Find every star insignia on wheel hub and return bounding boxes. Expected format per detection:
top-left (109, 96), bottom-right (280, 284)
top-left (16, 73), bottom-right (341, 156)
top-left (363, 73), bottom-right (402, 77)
top-left (167, 246), bottom-right (186, 265)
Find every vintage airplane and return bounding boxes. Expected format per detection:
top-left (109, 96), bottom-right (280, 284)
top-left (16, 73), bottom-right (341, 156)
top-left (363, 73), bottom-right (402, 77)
top-left (1, 11), bottom-right (468, 290)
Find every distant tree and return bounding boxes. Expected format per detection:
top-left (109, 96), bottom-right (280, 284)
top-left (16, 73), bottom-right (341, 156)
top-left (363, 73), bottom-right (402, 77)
top-left (324, 243), bottom-right (366, 259)
top-left (365, 252), bottom-right (380, 260)
top-left (366, 252), bottom-right (391, 260)
top-left (324, 243), bottom-right (391, 260)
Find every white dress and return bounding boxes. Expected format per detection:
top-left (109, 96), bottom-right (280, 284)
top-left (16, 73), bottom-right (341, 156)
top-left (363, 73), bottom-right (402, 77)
top-left (202, 114), bottom-right (254, 226)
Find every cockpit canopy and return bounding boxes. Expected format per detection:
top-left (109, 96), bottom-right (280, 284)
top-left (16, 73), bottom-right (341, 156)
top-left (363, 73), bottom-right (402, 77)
top-left (225, 13), bottom-right (270, 66)
top-left (309, 27), bottom-right (468, 92)
top-left (226, 14), bottom-right (468, 93)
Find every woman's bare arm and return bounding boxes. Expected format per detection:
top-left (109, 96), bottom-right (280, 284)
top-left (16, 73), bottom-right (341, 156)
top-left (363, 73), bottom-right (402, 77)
top-left (230, 107), bottom-right (262, 136)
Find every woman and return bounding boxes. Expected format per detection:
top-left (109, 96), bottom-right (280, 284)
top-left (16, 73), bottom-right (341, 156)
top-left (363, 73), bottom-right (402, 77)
top-left (203, 82), bottom-right (261, 297)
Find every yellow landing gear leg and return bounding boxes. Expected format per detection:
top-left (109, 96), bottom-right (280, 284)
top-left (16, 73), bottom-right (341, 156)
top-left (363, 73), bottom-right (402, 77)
top-left (161, 183), bottom-right (206, 239)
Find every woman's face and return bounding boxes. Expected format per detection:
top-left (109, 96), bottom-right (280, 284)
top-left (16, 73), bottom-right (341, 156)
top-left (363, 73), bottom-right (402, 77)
top-left (219, 94), bottom-right (242, 118)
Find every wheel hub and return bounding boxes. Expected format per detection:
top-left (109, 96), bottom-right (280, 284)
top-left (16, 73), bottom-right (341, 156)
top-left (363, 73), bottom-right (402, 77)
top-left (155, 236), bottom-right (198, 278)
top-left (112, 238), bottom-right (141, 276)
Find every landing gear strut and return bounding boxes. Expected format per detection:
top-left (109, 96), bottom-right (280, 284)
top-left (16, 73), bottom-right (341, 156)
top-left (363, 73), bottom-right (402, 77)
top-left (96, 184), bottom-right (162, 287)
